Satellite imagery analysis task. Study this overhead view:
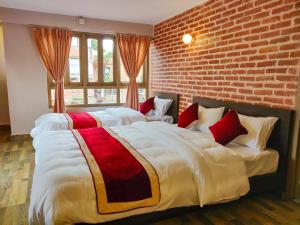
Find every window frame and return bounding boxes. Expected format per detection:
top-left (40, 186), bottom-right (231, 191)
top-left (47, 32), bottom-right (149, 108)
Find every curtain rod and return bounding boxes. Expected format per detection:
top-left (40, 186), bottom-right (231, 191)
top-left (26, 24), bottom-right (152, 38)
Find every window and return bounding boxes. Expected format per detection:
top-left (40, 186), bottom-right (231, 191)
top-left (48, 32), bottom-right (148, 107)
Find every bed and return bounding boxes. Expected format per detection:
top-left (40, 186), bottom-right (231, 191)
top-left (30, 92), bottom-right (179, 138)
top-left (28, 97), bottom-right (293, 225)
top-left (192, 96), bottom-right (293, 195)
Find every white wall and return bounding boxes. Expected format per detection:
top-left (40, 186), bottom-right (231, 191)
top-left (3, 23), bottom-right (49, 135)
top-left (0, 25), bottom-right (10, 125)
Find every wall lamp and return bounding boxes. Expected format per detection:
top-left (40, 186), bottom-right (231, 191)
top-left (182, 34), bottom-right (194, 44)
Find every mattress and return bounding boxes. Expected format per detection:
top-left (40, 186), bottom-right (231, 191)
top-left (190, 130), bottom-right (279, 177)
top-left (225, 142), bottom-right (279, 177)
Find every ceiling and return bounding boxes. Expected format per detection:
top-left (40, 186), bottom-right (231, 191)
top-left (0, 0), bottom-right (206, 25)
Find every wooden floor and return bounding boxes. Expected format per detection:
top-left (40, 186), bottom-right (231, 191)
top-left (0, 128), bottom-right (300, 225)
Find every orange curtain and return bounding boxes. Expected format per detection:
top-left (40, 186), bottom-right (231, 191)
top-left (32, 27), bottom-right (72, 113)
top-left (116, 34), bottom-right (151, 110)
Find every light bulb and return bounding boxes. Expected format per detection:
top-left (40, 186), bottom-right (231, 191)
top-left (182, 34), bottom-right (193, 44)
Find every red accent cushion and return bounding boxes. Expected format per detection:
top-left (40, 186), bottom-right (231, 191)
top-left (178, 103), bottom-right (199, 128)
top-left (139, 97), bottom-right (155, 115)
top-left (209, 110), bottom-right (248, 145)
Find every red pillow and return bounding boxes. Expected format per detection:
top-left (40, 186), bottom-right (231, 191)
top-left (209, 110), bottom-right (248, 145)
top-left (178, 103), bottom-right (199, 128)
top-left (140, 97), bottom-right (155, 115)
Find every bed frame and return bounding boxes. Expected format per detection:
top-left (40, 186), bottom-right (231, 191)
top-left (80, 96), bottom-right (293, 225)
top-left (152, 92), bottom-right (179, 123)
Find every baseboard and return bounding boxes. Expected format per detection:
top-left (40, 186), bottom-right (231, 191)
top-left (0, 125), bottom-right (11, 131)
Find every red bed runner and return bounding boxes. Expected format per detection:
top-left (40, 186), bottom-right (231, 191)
top-left (72, 127), bottom-right (160, 214)
top-left (64, 112), bottom-right (102, 129)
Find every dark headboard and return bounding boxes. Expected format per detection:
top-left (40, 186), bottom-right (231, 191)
top-left (193, 96), bottom-right (293, 174)
top-left (152, 92), bottom-right (179, 123)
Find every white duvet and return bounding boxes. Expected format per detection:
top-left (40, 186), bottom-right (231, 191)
top-left (29, 121), bottom-right (249, 225)
top-left (30, 107), bottom-right (147, 138)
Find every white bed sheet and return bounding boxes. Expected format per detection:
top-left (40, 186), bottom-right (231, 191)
top-left (30, 121), bottom-right (249, 225)
top-left (190, 130), bottom-right (279, 177)
top-left (226, 143), bottom-right (279, 177)
top-left (147, 115), bottom-right (174, 124)
top-left (30, 108), bottom-right (147, 138)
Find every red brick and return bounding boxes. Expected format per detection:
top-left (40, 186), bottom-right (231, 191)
top-left (251, 41), bottom-right (268, 48)
top-left (261, 30), bottom-right (280, 39)
top-left (270, 21), bottom-right (291, 30)
top-left (278, 59), bottom-right (299, 66)
top-left (253, 11), bottom-right (269, 19)
top-left (258, 61), bottom-right (277, 67)
top-left (269, 52), bottom-right (289, 59)
top-left (249, 55), bottom-right (267, 61)
top-left (254, 90), bottom-right (273, 95)
top-left (262, 16), bottom-right (281, 24)
top-left (276, 76), bottom-right (298, 81)
top-left (244, 21), bottom-right (261, 29)
top-left (269, 36), bottom-right (290, 44)
top-left (283, 10), bottom-right (300, 19)
top-left (264, 97), bottom-right (284, 104)
top-left (263, 0), bottom-right (282, 10)
top-left (259, 46), bottom-right (278, 53)
top-left (272, 4), bottom-right (294, 15)
top-left (292, 34), bottom-right (300, 41)
top-left (290, 51), bottom-right (300, 58)
top-left (251, 26), bottom-right (269, 33)
top-left (281, 26), bottom-right (300, 35)
top-left (280, 43), bottom-right (300, 51)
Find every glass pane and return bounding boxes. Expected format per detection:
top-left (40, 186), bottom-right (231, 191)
top-left (138, 88), bottom-right (146, 102)
top-left (120, 88), bottom-right (146, 103)
top-left (64, 89), bottom-right (84, 105)
top-left (50, 89), bottom-right (55, 106)
top-left (87, 89), bottom-right (117, 104)
top-left (69, 37), bottom-right (80, 82)
top-left (137, 66), bottom-right (144, 83)
top-left (120, 61), bottom-right (144, 83)
top-left (87, 38), bottom-right (98, 82)
top-left (51, 89), bottom-right (84, 105)
top-left (103, 39), bottom-right (113, 83)
top-left (120, 88), bottom-right (127, 104)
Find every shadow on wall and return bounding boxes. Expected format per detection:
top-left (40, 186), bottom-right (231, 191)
top-left (293, 66), bottom-right (300, 199)
top-left (0, 24), bottom-right (10, 126)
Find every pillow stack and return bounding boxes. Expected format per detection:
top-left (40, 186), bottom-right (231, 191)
top-left (140, 96), bottom-right (173, 116)
top-left (177, 103), bottom-right (278, 150)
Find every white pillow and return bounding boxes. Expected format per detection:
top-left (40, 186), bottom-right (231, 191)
top-left (193, 105), bottom-right (225, 133)
top-left (154, 97), bottom-right (173, 116)
top-left (145, 109), bottom-right (155, 117)
top-left (233, 114), bottom-right (278, 151)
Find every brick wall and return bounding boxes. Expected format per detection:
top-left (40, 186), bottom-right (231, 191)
top-left (150, 0), bottom-right (300, 112)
